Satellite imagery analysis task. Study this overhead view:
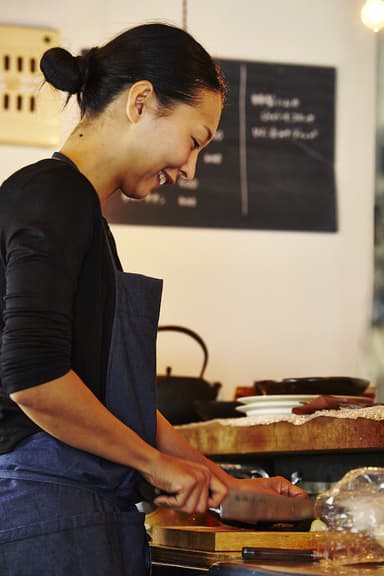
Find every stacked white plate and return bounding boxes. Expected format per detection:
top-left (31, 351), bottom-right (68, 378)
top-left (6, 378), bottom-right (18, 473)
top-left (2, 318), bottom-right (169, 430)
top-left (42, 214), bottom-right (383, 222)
top-left (235, 394), bottom-right (318, 418)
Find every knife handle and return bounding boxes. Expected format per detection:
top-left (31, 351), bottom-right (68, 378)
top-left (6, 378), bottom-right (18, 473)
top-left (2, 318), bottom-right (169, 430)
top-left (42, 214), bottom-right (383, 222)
top-left (242, 547), bottom-right (320, 562)
top-left (136, 480), bottom-right (166, 502)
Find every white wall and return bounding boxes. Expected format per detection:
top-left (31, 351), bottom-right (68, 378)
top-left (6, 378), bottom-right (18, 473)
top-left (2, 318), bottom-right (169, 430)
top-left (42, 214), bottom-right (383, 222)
top-left (0, 0), bottom-right (377, 398)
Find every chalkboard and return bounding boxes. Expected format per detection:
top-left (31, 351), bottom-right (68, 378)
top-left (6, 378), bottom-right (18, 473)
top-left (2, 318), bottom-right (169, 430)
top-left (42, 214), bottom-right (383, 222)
top-left (103, 59), bottom-right (337, 232)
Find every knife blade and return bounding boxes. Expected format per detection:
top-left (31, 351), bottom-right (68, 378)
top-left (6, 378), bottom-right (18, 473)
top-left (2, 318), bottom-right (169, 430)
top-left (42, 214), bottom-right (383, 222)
top-left (216, 490), bottom-right (315, 523)
top-left (136, 480), bottom-right (315, 523)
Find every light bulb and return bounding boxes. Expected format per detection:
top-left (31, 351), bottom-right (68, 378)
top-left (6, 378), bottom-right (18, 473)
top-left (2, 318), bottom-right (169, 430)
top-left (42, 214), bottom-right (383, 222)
top-left (361, 0), bottom-right (384, 32)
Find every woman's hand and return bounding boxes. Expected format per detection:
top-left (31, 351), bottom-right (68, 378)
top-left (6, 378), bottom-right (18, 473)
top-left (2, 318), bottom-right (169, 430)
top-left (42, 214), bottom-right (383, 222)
top-left (227, 476), bottom-right (308, 498)
top-left (142, 453), bottom-right (227, 514)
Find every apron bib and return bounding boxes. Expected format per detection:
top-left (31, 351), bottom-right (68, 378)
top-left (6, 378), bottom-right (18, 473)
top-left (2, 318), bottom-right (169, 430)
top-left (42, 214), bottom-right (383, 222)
top-left (0, 214), bottom-right (163, 576)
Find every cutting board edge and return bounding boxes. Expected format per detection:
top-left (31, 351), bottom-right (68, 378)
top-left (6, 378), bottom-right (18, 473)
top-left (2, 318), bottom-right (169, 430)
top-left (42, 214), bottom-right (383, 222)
top-left (151, 525), bottom-right (324, 552)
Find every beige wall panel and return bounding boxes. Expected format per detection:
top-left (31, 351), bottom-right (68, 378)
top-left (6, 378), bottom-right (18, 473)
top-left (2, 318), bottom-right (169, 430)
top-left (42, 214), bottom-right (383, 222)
top-left (0, 24), bottom-right (61, 147)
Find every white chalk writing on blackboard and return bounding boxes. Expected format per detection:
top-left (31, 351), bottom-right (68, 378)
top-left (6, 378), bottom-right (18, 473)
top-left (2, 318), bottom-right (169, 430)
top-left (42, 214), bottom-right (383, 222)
top-left (177, 178), bottom-right (199, 191)
top-left (213, 129), bottom-right (224, 142)
top-left (203, 153), bottom-right (223, 165)
top-left (251, 91), bottom-right (319, 142)
top-left (251, 127), bottom-right (319, 140)
top-left (259, 111), bottom-right (315, 123)
top-left (178, 195), bottom-right (197, 208)
top-left (250, 94), bottom-right (300, 108)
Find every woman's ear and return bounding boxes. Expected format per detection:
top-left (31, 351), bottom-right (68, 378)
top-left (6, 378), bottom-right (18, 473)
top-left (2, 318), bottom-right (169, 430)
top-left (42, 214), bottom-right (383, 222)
top-left (126, 81), bottom-right (155, 123)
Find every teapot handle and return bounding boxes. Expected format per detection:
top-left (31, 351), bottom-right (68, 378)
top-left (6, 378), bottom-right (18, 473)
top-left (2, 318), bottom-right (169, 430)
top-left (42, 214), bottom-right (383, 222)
top-left (157, 325), bottom-right (208, 378)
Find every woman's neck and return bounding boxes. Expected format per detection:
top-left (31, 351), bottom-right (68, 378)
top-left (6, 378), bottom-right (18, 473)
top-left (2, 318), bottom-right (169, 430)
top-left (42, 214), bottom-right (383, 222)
top-left (60, 121), bottom-right (122, 205)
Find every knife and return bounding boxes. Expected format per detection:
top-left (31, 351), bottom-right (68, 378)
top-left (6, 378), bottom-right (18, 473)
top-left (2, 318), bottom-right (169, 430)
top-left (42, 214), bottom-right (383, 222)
top-left (242, 547), bottom-right (320, 562)
top-left (136, 480), bottom-right (315, 524)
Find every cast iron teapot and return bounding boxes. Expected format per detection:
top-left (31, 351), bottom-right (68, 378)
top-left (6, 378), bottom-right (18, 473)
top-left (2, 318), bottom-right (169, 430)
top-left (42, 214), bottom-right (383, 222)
top-left (156, 325), bottom-right (222, 425)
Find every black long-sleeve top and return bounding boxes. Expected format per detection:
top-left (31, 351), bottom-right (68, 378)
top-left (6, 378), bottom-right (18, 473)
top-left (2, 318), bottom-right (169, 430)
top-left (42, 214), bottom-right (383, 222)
top-left (0, 158), bottom-right (116, 453)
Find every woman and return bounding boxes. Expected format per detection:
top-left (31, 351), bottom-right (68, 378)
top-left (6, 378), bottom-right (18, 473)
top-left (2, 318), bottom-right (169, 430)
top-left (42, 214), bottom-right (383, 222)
top-left (0, 23), bottom-right (305, 575)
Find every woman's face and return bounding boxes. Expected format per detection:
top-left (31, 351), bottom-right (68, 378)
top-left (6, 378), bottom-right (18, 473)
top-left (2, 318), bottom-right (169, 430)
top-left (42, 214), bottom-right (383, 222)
top-left (117, 88), bottom-right (222, 199)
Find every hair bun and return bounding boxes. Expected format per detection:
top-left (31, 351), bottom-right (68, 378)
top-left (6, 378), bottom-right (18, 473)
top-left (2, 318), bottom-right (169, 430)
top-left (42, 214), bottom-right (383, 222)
top-left (40, 47), bottom-right (82, 94)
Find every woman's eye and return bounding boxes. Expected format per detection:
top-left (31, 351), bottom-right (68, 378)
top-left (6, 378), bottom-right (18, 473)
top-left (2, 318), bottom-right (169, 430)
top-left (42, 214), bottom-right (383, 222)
top-left (191, 138), bottom-right (200, 150)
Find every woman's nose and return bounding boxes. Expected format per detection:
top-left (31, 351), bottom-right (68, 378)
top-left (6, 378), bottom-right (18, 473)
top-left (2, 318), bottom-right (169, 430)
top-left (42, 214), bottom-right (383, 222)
top-left (179, 153), bottom-right (198, 181)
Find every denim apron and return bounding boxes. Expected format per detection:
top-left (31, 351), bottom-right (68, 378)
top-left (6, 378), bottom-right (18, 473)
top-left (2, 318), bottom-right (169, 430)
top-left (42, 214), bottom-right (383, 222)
top-left (0, 185), bottom-right (163, 575)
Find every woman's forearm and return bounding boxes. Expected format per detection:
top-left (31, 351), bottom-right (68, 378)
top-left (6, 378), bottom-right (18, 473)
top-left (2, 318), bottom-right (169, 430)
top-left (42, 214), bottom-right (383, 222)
top-left (10, 370), bottom-right (160, 475)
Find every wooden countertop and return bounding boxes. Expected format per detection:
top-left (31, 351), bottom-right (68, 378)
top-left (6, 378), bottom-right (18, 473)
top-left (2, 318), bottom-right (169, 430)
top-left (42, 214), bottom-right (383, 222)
top-left (176, 412), bottom-right (384, 456)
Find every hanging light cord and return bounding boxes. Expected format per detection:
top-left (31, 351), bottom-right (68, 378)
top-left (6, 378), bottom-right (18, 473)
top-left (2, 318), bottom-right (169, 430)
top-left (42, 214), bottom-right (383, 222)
top-left (182, 0), bottom-right (188, 30)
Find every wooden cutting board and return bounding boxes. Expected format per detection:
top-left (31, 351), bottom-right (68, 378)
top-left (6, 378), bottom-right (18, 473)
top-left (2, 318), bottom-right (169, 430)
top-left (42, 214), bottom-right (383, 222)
top-left (150, 545), bottom-right (241, 569)
top-left (151, 525), bottom-right (323, 552)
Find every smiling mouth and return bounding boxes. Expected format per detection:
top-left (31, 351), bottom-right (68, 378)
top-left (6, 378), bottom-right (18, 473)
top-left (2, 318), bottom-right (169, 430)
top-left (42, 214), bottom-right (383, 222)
top-left (158, 170), bottom-right (174, 186)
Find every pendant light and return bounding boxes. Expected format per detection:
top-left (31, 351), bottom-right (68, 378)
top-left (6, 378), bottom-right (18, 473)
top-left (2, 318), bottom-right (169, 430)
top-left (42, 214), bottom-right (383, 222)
top-left (361, 0), bottom-right (384, 32)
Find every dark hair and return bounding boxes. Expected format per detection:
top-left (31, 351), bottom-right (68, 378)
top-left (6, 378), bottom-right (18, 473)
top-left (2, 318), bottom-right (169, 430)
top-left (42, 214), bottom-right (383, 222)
top-left (40, 23), bottom-right (226, 117)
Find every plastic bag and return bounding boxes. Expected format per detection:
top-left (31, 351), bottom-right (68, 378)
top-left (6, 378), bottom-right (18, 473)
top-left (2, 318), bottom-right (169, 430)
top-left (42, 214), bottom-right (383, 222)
top-left (314, 467), bottom-right (384, 564)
